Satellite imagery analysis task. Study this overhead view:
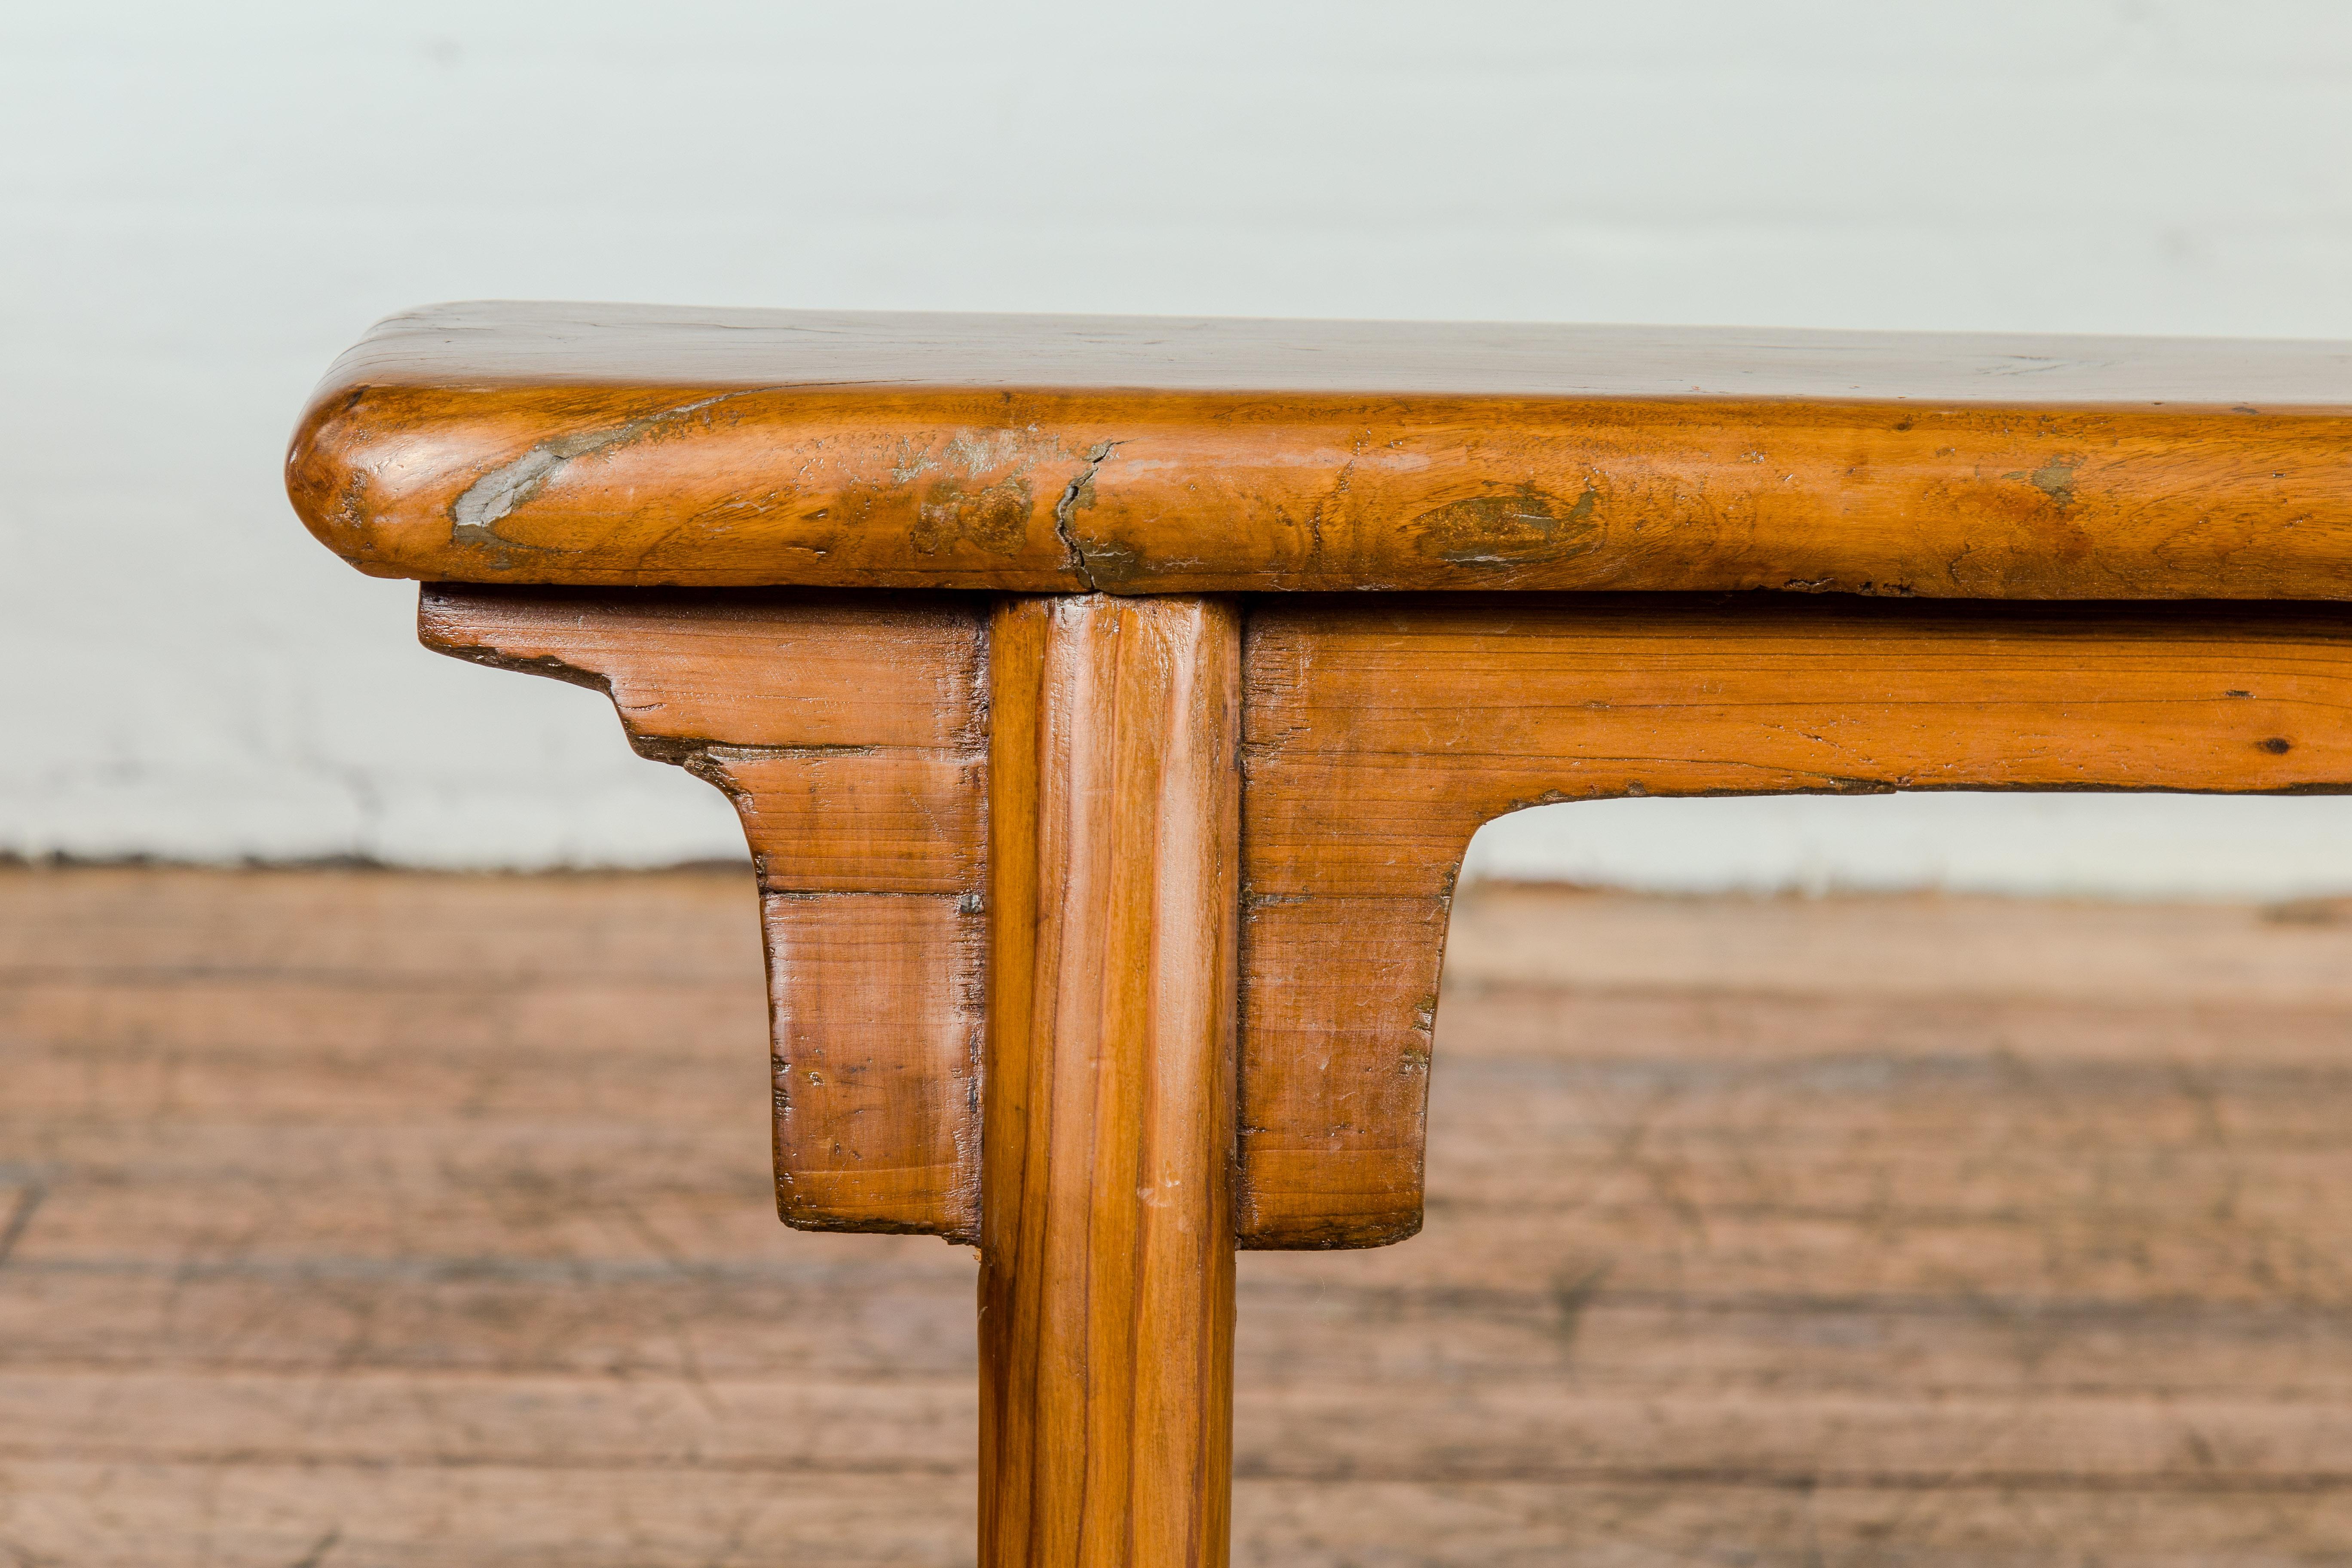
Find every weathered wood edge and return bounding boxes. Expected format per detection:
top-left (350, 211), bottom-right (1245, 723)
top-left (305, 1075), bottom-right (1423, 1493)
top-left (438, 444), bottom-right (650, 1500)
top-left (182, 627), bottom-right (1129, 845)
top-left (290, 381), bottom-right (2352, 600)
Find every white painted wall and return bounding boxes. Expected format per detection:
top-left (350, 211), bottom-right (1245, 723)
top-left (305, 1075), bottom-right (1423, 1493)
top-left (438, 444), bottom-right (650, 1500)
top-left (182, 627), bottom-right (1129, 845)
top-left (6, 2), bottom-right (2352, 891)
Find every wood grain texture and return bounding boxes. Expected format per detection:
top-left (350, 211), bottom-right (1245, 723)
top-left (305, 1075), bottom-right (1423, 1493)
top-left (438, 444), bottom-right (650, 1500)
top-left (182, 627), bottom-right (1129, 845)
top-left (288, 301), bottom-right (2352, 599)
top-left (981, 596), bottom-right (1242, 1568)
top-left (21, 867), bottom-right (2352, 1564)
top-left (1237, 595), bottom-right (2352, 1249)
top-left (418, 586), bottom-right (987, 1240)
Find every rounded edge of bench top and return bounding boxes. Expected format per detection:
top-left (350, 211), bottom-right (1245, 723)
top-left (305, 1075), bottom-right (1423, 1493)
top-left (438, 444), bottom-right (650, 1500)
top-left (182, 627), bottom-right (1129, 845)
top-left (287, 300), bottom-right (2352, 598)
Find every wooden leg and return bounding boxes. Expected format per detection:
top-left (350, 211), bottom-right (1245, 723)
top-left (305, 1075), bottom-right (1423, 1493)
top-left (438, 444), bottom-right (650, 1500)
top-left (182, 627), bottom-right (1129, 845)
top-left (981, 595), bottom-right (1242, 1568)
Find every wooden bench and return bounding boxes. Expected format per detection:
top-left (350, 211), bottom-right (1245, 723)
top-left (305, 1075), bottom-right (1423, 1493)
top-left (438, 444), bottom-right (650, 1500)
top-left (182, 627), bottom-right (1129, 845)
top-left (288, 302), bottom-right (2352, 1566)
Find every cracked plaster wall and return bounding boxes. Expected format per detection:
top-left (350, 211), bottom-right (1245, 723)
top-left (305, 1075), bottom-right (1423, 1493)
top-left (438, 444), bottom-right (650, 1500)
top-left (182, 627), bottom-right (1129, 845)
top-left (8, 1), bottom-right (2352, 891)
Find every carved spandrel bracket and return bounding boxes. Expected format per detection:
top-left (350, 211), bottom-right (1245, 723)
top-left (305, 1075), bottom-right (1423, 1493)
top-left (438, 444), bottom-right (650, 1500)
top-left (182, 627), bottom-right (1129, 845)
top-left (1234, 595), bottom-right (2352, 1248)
top-left (422, 586), bottom-right (2352, 1255)
top-left (421, 585), bottom-right (988, 1242)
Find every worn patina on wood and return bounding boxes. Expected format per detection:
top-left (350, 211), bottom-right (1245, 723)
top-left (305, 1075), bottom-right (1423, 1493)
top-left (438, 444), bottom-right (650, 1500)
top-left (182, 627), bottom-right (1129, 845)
top-left (292, 302), bottom-right (2352, 1568)
top-left (291, 302), bottom-right (2352, 600)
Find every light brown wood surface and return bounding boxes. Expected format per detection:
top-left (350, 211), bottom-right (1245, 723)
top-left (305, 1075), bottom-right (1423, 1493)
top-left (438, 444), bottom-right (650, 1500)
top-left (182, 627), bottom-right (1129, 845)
top-left (419, 588), bottom-right (988, 1241)
top-left (1237, 596), bottom-right (2352, 1248)
top-left (981, 597), bottom-right (1241, 1568)
top-left (284, 305), bottom-right (2352, 1566)
top-left (413, 587), bottom-right (2352, 1257)
top-left (288, 302), bottom-right (2352, 599)
top-left (15, 865), bottom-right (2352, 1564)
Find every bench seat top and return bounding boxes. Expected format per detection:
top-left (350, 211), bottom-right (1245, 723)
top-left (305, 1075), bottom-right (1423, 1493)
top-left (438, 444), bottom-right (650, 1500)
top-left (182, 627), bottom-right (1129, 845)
top-left (288, 300), bottom-right (2352, 599)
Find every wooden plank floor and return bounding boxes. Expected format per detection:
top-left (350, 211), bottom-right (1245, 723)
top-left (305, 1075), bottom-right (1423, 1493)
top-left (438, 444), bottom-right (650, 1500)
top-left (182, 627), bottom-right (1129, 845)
top-left (6, 866), bottom-right (2352, 1565)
